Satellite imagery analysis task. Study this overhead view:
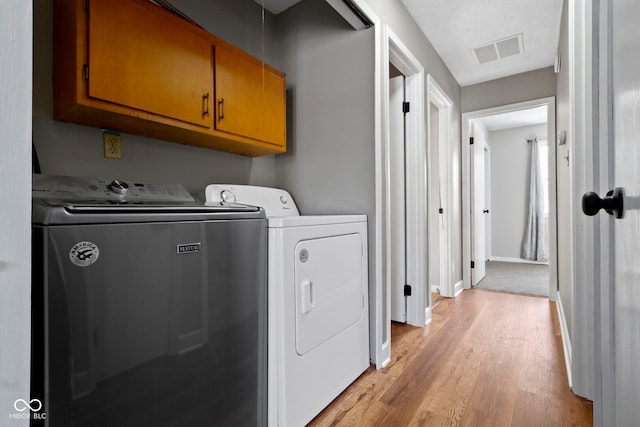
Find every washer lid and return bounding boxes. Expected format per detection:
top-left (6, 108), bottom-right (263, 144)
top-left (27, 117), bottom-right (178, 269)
top-left (204, 184), bottom-right (300, 217)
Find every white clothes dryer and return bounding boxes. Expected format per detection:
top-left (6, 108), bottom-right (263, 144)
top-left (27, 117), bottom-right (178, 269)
top-left (205, 185), bottom-right (370, 427)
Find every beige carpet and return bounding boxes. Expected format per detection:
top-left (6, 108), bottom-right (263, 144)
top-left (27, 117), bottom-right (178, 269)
top-left (475, 261), bottom-right (549, 297)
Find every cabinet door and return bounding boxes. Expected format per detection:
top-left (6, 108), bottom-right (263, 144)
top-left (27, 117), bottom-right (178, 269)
top-left (215, 46), bottom-right (286, 148)
top-left (87, 0), bottom-right (213, 128)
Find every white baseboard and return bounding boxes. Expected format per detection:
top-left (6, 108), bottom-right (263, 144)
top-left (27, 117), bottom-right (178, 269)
top-left (431, 285), bottom-right (441, 295)
top-left (489, 256), bottom-right (549, 265)
top-left (424, 307), bottom-right (432, 325)
top-left (556, 294), bottom-right (573, 388)
top-left (454, 280), bottom-right (464, 297)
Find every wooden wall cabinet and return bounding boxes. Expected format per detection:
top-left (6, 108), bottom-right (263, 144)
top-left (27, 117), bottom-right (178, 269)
top-left (54, 0), bottom-right (286, 156)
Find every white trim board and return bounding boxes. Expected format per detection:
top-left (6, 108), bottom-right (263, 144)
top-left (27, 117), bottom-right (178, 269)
top-left (556, 293), bottom-right (573, 389)
top-left (454, 280), bottom-right (464, 297)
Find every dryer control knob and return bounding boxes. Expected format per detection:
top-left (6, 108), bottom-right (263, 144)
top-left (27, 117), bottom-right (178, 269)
top-left (280, 195), bottom-right (288, 204)
top-left (108, 180), bottom-right (129, 195)
top-left (220, 190), bottom-right (236, 203)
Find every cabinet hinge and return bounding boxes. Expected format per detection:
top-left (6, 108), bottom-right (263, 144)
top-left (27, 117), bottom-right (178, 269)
top-left (404, 284), bottom-right (412, 296)
top-left (402, 101), bottom-right (410, 114)
top-left (471, 261), bottom-right (475, 269)
top-left (83, 64), bottom-right (89, 82)
top-left (469, 137), bottom-right (474, 145)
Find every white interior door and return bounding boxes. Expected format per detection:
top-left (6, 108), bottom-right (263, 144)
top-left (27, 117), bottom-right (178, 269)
top-left (427, 76), bottom-right (455, 297)
top-left (471, 123), bottom-right (487, 285)
top-left (484, 146), bottom-right (492, 260)
top-left (389, 75), bottom-right (406, 322)
top-left (595, 0), bottom-right (640, 424)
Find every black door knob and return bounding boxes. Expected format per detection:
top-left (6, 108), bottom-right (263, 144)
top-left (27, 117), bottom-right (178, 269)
top-left (483, 209), bottom-right (490, 214)
top-left (582, 187), bottom-right (624, 219)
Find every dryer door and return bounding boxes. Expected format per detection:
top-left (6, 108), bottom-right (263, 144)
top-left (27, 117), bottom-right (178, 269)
top-left (294, 233), bottom-right (365, 355)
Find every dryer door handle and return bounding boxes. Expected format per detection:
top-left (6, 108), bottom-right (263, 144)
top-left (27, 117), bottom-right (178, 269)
top-left (300, 279), bottom-right (314, 314)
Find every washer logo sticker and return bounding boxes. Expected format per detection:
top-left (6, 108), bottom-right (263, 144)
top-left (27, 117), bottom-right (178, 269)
top-left (177, 242), bottom-right (201, 254)
top-left (69, 241), bottom-right (100, 267)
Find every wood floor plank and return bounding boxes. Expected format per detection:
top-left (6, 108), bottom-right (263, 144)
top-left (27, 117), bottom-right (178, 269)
top-left (308, 289), bottom-right (593, 427)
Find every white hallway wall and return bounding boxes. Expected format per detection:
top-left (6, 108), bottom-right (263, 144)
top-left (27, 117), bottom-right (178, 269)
top-left (489, 123), bottom-right (548, 260)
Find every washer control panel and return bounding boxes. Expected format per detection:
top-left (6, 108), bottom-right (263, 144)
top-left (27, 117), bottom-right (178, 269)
top-left (33, 174), bottom-right (195, 203)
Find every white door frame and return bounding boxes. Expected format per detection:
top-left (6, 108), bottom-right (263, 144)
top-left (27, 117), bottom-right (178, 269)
top-left (385, 27), bottom-right (428, 327)
top-left (461, 97), bottom-right (558, 301)
top-left (427, 75), bottom-right (456, 298)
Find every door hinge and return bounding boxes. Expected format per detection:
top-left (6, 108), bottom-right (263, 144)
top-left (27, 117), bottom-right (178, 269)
top-left (471, 261), bottom-right (475, 269)
top-left (83, 64), bottom-right (89, 82)
top-left (469, 137), bottom-right (474, 145)
top-left (402, 101), bottom-right (410, 114)
top-left (404, 284), bottom-right (412, 296)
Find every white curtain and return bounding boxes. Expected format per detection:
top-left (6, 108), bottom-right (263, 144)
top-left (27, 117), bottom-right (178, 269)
top-left (522, 138), bottom-right (548, 261)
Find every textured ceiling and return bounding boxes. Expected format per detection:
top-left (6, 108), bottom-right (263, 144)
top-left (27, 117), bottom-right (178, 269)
top-left (401, 0), bottom-right (563, 86)
top-left (257, 0), bottom-right (563, 89)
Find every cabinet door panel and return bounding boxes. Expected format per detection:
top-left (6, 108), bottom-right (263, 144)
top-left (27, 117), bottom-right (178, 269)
top-left (88, 0), bottom-right (212, 128)
top-left (215, 46), bottom-right (286, 148)
top-left (215, 46), bottom-right (264, 139)
top-left (263, 69), bottom-right (286, 148)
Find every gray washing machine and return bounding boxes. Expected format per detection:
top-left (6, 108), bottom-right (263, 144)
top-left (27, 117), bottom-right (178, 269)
top-left (31, 175), bottom-right (267, 426)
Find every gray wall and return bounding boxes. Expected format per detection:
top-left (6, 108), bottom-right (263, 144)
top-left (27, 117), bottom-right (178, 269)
top-left (366, 0), bottom-right (460, 107)
top-left (32, 0), bottom-right (279, 194)
top-left (461, 67), bottom-right (557, 113)
top-left (488, 124), bottom-right (548, 259)
top-left (274, 1), bottom-right (375, 215)
top-left (1, 1), bottom-right (32, 423)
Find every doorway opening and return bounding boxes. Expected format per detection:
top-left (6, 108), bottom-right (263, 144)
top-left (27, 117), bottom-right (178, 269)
top-left (462, 97), bottom-right (557, 300)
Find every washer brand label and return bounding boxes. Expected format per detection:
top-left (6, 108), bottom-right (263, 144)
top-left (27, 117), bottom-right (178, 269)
top-left (299, 248), bottom-right (309, 263)
top-left (69, 241), bottom-right (99, 267)
top-left (177, 242), bottom-right (201, 254)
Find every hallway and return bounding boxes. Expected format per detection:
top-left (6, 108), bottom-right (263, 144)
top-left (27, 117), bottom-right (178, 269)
top-left (309, 289), bottom-right (592, 426)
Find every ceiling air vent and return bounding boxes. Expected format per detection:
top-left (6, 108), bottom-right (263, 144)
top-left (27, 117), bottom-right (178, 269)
top-left (472, 34), bottom-right (523, 65)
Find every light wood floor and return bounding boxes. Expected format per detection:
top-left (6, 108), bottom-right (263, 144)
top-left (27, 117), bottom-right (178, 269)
top-left (309, 289), bottom-right (593, 426)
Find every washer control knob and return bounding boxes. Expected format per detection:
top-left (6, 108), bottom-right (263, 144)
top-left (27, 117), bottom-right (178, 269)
top-left (280, 195), bottom-right (288, 204)
top-left (108, 180), bottom-right (129, 195)
top-left (220, 190), bottom-right (236, 203)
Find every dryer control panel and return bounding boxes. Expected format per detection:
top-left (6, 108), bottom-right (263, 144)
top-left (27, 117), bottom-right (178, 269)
top-left (205, 185), bottom-right (300, 217)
